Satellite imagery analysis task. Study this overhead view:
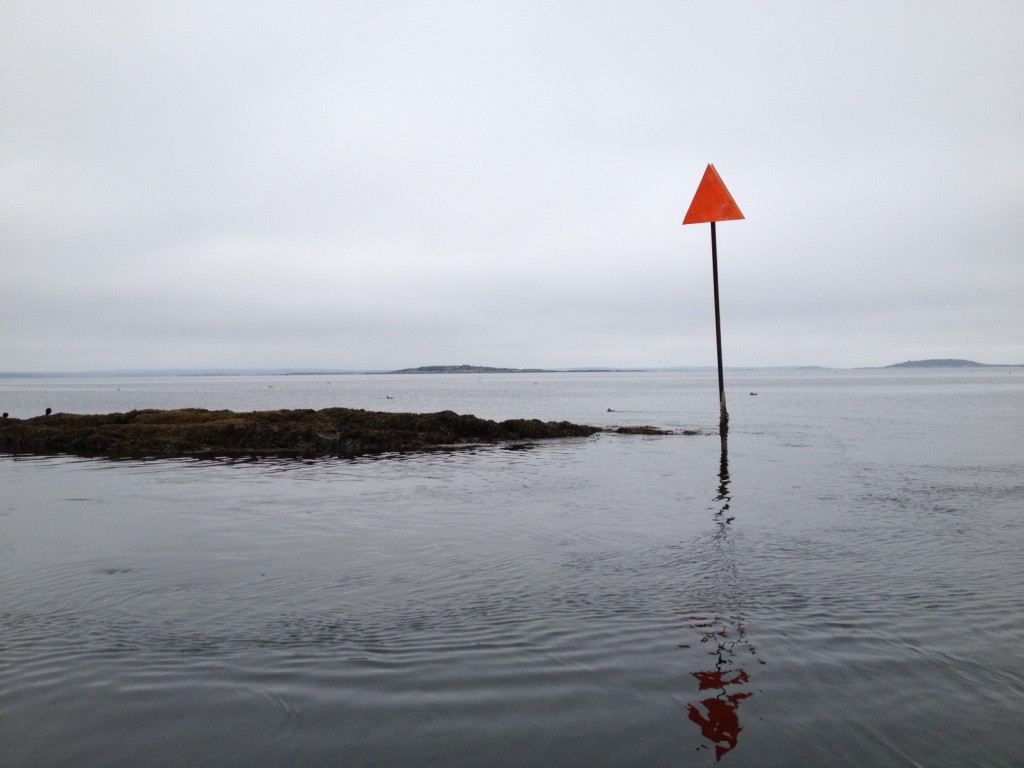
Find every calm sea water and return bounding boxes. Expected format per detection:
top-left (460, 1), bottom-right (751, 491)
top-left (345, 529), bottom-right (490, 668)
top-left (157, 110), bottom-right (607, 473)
top-left (2, 370), bottom-right (1023, 766)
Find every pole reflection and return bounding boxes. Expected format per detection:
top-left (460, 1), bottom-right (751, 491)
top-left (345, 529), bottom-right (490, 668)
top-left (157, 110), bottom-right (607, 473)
top-left (713, 432), bottom-right (733, 532)
top-left (682, 432), bottom-right (759, 761)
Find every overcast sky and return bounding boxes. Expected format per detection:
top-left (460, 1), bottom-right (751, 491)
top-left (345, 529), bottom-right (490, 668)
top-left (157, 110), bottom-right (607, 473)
top-left (2, 1), bottom-right (1022, 371)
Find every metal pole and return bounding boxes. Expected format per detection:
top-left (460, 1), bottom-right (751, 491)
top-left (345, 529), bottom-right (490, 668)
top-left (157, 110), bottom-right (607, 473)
top-left (711, 222), bottom-right (729, 433)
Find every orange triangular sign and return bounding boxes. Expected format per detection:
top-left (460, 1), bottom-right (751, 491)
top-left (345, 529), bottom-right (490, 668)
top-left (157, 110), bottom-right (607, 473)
top-left (682, 164), bottom-right (744, 225)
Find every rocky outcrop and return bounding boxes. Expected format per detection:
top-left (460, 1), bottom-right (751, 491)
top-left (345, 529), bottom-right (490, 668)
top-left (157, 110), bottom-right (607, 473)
top-left (0, 407), bottom-right (607, 459)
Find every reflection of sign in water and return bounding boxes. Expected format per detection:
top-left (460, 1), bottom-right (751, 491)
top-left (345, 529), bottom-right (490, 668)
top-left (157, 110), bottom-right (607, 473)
top-left (685, 616), bottom-right (755, 761)
top-left (681, 436), bottom-right (761, 761)
top-left (688, 669), bottom-right (751, 761)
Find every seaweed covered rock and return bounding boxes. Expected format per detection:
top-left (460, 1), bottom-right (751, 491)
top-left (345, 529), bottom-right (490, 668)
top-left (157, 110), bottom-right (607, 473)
top-left (0, 407), bottom-right (603, 459)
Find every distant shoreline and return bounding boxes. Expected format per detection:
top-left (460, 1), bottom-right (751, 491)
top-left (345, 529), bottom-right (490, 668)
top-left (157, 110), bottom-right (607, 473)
top-left (883, 358), bottom-right (1000, 369)
top-left (385, 365), bottom-right (640, 374)
top-left (1, 359), bottom-right (1018, 378)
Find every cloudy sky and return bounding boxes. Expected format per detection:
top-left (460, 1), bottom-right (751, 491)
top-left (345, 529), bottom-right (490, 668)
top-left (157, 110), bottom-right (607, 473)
top-left (2, 1), bottom-right (1022, 371)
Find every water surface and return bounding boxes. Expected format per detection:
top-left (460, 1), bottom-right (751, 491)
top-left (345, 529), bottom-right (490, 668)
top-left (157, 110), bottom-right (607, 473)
top-left (2, 370), bottom-right (1022, 766)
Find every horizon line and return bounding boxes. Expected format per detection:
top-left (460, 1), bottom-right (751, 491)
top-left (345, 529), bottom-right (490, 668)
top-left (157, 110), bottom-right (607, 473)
top-left (2, 359), bottom-right (1018, 378)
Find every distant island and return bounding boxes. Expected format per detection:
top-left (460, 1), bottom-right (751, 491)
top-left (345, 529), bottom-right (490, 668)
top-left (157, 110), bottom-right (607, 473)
top-left (389, 365), bottom-right (552, 374)
top-left (886, 359), bottom-right (992, 368)
top-left (386, 365), bottom-right (648, 374)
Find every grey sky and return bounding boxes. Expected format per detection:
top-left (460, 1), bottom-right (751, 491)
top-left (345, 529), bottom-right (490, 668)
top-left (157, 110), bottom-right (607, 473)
top-left (2, 1), bottom-right (1022, 371)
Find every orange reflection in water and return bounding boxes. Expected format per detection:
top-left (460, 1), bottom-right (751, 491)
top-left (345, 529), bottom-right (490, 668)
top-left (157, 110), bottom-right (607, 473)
top-left (687, 669), bottom-right (752, 761)
top-left (684, 616), bottom-right (757, 761)
top-left (683, 434), bottom-right (759, 762)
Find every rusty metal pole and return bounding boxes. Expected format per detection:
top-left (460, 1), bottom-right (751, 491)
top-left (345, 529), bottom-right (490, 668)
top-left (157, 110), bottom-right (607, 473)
top-left (710, 222), bottom-right (728, 434)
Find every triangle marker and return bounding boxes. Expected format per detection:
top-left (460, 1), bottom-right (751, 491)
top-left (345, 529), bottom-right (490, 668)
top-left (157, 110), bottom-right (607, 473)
top-left (682, 164), bottom-right (744, 225)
